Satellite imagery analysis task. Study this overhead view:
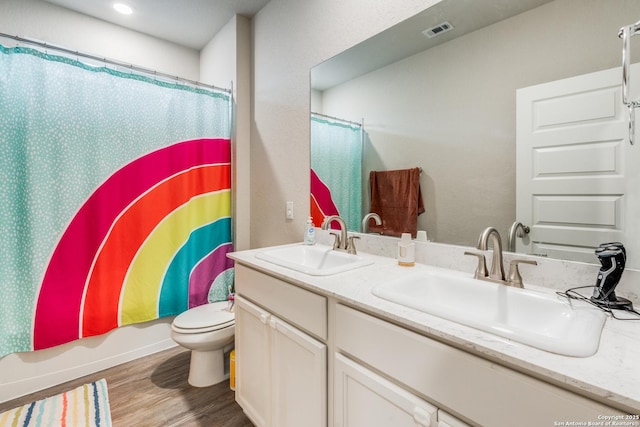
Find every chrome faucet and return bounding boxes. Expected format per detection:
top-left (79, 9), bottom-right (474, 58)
top-left (361, 213), bottom-right (382, 233)
top-left (477, 227), bottom-right (505, 282)
top-left (465, 226), bottom-right (537, 288)
top-left (321, 215), bottom-right (348, 251)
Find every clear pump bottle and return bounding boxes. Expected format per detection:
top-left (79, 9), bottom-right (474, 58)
top-left (304, 217), bottom-right (316, 245)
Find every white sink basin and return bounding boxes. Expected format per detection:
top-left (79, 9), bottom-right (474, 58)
top-left (372, 270), bottom-right (606, 357)
top-left (256, 244), bottom-right (374, 276)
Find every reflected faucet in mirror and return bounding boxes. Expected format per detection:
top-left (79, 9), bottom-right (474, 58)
top-left (507, 221), bottom-right (530, 252)
top-left (362, 212), bottom-right (382, 233)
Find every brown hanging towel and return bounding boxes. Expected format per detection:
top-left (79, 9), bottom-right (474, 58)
top-left (368, 167), bottom-right (424, 237)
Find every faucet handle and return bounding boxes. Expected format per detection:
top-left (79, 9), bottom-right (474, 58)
top-left (507, 259), bottom-right (538, 288)
top-left (464, 251), bottom-right (488, 279)
top-left (347, 235), bottom-right (360, 255)
top-left (329, 231), bottom-right (341, 250)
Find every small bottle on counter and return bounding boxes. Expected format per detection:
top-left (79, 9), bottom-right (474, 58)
top-left (416, 230), bottom-right (428, 242)
top-left (304, 217), bottom-right (316, 245)
top-left (398, 233), bottom-right (415, 267)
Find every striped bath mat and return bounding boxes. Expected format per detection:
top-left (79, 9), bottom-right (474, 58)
top-left (0, 379), bottom-right (111, 427)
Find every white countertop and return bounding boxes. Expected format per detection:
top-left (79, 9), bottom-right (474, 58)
top-left (229, 243), bottom-right (640, 413)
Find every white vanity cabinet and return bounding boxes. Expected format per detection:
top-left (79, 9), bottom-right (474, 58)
top-left (335, 303), bottom-right (621, 427)
top-left (232, 255), bottom-right (628, 427)
top-left (234, 265), bottom-right (327, 427)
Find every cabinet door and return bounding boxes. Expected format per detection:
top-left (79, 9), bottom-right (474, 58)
top-left (271, 315), bottom-right (327, 427)
top-left (438, 410), bottom-right (471, 427)
top-left (334, 353), bottom-right (437, 427)
top-left (235, 296), bottom-right (271, 427)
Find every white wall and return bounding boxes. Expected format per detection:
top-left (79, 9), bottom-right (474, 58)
top-left (250, 0), bottom-right (444, 248)
top-left (200, 17), bottom-right (237, 88)
top-left (317, 0), bottom-right (640, 247)
top-left (201, 15), bottom-right (253, 251)
top-left (0, 0), bottom-right (234, 403)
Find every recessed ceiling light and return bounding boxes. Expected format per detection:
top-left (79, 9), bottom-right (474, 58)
top-left (113, 3), bottom-right (133, 15)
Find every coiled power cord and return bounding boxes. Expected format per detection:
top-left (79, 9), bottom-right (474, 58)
top-left (557, 286), bottom-right (640, 320)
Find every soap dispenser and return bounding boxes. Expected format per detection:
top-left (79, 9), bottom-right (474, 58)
top-left (397, 233), bottom-right (415, 267)
top-left (304, 217), bottom-right (316, 245)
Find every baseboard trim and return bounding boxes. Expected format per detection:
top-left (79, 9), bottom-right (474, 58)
top-left (0, 319), bottom-right (177, 404)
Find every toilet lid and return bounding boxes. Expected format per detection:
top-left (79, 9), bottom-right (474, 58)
top-left (173, 301), bottom-right (234, 330)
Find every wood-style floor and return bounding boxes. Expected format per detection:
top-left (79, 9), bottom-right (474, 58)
top-left (0, 346), bottom-right (254, 427)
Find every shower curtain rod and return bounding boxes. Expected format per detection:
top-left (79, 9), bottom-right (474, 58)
top-left (311, 111), bottom-right (362, 127)
top-left (0, 32), bottom-right (231, 94)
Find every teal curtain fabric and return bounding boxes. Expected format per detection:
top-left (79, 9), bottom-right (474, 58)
top-left (0, 44), bottom-right (231, 357)
top-left (310, 115), bottom-right (362, 231)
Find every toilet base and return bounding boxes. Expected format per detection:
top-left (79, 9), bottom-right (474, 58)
top-left (188, 348), bottom-right (229, 387)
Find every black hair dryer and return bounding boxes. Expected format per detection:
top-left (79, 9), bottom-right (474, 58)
top-left (591, 242), bottom-right (632, 309)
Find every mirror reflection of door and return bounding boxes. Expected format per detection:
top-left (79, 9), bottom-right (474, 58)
top-left (516, 65), bottom-right (640, 263)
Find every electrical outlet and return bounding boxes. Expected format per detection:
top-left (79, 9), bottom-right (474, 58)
top-left (286, 201), bottom-right (294, 219)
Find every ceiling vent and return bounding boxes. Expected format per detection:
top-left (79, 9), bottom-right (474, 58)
top-left (422, 21), bottom-right (454, 38)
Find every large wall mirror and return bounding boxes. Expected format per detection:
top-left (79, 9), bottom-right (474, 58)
top-left (310, 0), bottom-right (640, 269)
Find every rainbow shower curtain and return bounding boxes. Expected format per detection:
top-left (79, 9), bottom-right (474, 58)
top-left (0, 44), bottom-right (233, 357)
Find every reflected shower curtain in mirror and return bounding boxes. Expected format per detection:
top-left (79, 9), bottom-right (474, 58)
top-left (310, 115), bottom-right (362, 231)
top-left (0, 44), bottom-right (233, 358)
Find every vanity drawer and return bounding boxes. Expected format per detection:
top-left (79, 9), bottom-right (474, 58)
top-left (235, 264), bottom-right (327, 341)
top-left (335, 304), bottom-right (621, 427)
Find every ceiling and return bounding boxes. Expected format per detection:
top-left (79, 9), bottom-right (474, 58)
top-left (40, 0), bottom-right (554, 87)
top-left (41, 0), bottom-right (270, 50)
top-left (311, 0), bottom-right (554, 90)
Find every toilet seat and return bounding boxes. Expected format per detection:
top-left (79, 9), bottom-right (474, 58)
top-left (172, 301), bottom-right (235, 334)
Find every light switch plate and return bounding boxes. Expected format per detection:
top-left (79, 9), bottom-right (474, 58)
top-left (286, 201), bottom-right (294, 219)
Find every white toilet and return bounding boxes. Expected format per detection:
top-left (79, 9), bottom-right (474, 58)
top-left (170, 301), bottom-right (235, 387)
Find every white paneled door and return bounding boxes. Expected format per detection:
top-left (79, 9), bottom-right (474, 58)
top-left (516, 65), bottom-right (640, 263)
